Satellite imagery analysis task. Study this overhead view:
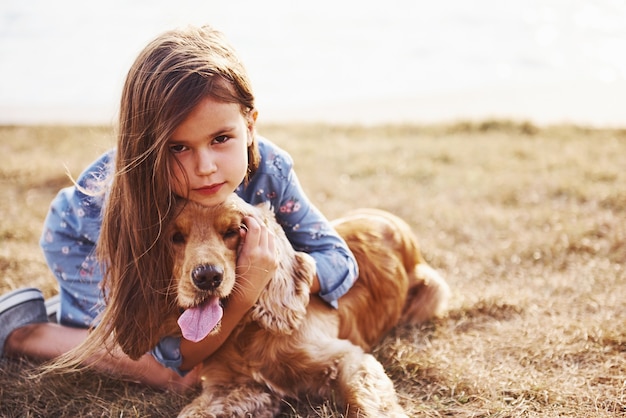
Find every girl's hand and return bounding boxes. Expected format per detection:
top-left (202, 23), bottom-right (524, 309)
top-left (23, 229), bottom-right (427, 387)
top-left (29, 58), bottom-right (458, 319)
top-left (234, 215), bottom-right (277, 308)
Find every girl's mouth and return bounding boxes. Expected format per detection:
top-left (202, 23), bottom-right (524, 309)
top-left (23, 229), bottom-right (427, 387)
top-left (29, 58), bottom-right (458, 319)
top-left (195, 183), bottom-right (223, 195)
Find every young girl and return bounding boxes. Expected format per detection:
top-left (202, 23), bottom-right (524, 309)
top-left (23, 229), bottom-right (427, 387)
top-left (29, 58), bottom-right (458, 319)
top-left (0, 25), bottom-right (358, 390)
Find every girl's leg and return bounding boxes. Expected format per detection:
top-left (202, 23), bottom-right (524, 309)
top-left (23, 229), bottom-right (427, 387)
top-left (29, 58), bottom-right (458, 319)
top-left (4, 322), bottom-right (199, 393)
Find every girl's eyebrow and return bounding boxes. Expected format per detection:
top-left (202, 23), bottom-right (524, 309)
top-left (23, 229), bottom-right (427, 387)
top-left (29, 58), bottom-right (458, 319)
top-left (169, 125), bottom-right (238, 143)
top-left (209, 125), bottom-right (237, 137)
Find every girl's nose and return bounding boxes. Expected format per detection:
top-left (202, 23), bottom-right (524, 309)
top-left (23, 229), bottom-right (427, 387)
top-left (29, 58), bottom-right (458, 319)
top-left (196, 149), bottom-right (217, 175)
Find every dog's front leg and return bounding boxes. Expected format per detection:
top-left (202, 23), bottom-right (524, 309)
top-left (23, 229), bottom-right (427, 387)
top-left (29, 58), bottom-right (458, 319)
top-left (336, 347), bottom-right (409, 418)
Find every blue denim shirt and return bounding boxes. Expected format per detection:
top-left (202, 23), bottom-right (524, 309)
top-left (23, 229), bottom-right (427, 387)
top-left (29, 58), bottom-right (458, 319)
top-left (40, 136), bottom-right (358, 373)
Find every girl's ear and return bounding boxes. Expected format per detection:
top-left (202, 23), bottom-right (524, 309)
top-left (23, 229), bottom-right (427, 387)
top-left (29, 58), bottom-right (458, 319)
top-left (246, 108), bottom-right (258, 146)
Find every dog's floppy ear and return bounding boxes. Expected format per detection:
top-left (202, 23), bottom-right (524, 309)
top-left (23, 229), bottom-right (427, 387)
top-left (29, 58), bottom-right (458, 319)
top-left (251, 251), bottom-right (316, 335)
top-left (248, 202), bottom-right (317, 334)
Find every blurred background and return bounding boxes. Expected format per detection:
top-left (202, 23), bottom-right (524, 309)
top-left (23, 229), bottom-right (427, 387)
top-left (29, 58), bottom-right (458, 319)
top-left (1, 0), bottom-right (625, 127)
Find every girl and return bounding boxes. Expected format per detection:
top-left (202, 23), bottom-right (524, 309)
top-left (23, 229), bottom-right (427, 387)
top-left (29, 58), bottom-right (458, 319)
top-left (0, 25), bottom-right (358, 391)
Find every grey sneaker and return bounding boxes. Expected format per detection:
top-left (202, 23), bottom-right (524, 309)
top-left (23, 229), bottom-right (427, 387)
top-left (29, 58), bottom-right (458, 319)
top-left (45, 294), bottom-right (60, 323)
top-left (0, 287), bottom-right (48, 357)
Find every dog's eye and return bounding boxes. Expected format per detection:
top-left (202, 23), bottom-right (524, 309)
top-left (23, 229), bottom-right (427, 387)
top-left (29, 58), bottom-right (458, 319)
top-left (172, 231), bottom-right (186, 244)
top-left (223, 228), bottom-right (239, 239)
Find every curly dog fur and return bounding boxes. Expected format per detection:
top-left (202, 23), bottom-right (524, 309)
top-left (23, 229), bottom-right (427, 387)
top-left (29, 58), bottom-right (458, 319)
top-left (168, 194), bottom-right (450, 417)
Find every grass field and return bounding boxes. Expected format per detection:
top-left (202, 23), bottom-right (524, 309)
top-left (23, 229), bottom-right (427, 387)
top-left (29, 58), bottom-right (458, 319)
top-left (1, 121), bottom-right (625, 417)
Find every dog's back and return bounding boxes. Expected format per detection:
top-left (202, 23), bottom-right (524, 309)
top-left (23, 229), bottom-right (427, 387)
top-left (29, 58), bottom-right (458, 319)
top-left (332, 209), bottom-right (450, 351)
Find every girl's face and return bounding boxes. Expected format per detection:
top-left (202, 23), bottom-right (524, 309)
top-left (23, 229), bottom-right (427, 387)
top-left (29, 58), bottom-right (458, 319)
top-left (168, 97), bottom-right (254, 207)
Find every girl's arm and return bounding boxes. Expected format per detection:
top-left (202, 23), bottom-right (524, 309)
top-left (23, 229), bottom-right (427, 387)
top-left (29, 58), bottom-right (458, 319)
top-left (237, 138), bottom-right (358, 309)
top-left (273, 171), bottom-right (358, 308)
top-left (40, 151), bottom-right (114, 327)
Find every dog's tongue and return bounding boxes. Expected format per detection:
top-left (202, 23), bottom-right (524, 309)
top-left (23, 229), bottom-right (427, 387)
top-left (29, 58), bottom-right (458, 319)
top-left (177, 297), bottom-right (223, 342)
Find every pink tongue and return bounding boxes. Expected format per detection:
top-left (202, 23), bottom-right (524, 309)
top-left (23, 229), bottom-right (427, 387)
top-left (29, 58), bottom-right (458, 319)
top-left (177, 297), bottom-right (223, 342)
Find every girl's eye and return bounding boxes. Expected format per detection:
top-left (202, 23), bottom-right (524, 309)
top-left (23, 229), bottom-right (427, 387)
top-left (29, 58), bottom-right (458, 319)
top-left (169, 144), bottom-right (187, 154)
top-left (213, 135), bottom-right (230, 145)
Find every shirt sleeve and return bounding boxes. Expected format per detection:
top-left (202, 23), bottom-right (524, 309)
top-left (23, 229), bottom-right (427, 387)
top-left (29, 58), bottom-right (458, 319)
top-left (238, 138), bottom-right (359, 308)
top-left (277, 170), bottom-right (358, 308)
top-left (150, 335), bottom-right (189, 376)
top-left (39, 151), bottom-right (113, 327)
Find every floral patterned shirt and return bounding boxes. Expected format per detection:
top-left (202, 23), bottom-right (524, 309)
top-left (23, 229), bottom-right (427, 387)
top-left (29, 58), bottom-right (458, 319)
top-left (40, 136), bottom-right (358, 328)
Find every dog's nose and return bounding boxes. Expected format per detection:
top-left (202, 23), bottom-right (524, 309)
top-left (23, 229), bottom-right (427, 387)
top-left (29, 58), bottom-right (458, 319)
top-left (191, 264), bottom-right (223, 291)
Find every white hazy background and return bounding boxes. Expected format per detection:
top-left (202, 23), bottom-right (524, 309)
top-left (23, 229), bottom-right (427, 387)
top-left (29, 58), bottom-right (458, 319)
top-left (1, 0), bottom-right (625, 127)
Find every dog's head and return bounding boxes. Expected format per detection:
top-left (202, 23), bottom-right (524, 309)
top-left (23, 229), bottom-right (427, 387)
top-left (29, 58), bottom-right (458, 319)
top-left (168, 194), bottom-right (316, 342)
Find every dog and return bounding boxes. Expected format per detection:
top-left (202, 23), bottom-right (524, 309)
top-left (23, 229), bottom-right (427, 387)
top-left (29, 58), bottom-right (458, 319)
top-left (168, 194), bottom-right (450, 417)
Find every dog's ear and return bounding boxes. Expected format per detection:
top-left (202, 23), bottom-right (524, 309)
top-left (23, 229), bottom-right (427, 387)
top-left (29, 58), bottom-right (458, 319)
top-left (250, 249), bottom-right (316, 335)
top-left (243, 196), bottom-right (317, 334)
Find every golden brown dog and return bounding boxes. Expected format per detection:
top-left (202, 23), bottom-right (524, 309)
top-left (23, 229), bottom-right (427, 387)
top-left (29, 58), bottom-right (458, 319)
top-left (169, 194), bottom-right (450, 417)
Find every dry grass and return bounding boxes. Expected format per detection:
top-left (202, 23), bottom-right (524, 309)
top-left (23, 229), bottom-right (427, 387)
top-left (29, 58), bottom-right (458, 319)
top-left (1, 121), bottom-right (625, 417)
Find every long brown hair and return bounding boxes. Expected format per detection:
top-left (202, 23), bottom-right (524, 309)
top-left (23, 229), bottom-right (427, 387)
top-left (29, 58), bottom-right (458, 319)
top-left (96, 25), bottom-right (261, 359)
